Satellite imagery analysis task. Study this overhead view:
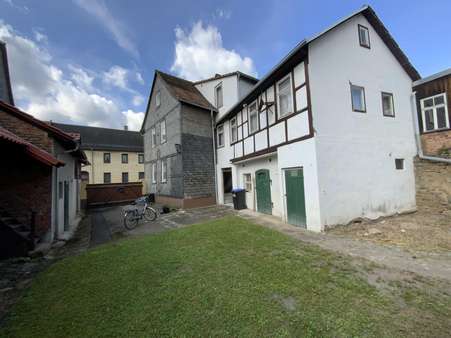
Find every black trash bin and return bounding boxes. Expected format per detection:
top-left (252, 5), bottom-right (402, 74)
top-left (232, 188), bottom-right (246, 210)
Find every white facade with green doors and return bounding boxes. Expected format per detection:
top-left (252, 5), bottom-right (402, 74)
top-left (213, 7), bottom-right (419, 232)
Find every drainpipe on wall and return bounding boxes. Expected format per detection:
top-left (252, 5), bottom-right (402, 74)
top-left (211, 109), bottom-right (219, 204)
top-left (411, 92), bottom-right (451, 164)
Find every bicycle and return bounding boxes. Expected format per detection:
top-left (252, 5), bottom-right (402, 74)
top-left (123, 195), bottom-right (158, 230)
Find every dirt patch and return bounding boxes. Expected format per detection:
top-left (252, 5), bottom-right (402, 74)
top-left (328, 206), bottom-right (451, 253)
top-left (271, 294), bottom-right (297, 312)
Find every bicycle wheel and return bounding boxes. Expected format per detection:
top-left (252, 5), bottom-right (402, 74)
top-left (124, 210), bottom-right (138, 230)
top-left (143, 207), bottom-right (157, 222)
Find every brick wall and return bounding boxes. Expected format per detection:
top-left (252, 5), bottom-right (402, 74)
top-left (420, 130), bottom-right (451, 157)
top-left (86, 182), bottom-right (143, 207)
top-left (0, 144), bottom-right (53, 236)
top-left (414, 157), bottom-right (451, 211)
top-left (0, 108), bottom-right (54, 153)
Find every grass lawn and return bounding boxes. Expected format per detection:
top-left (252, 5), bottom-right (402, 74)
top-left (2, 216), bottom-right (451, 337)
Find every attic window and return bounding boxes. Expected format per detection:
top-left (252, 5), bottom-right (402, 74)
top-left (156, 91), bottom-right (161, 108)
top-left (358, 25), bottom-right (370, 48)
top-left (215, 84), bottom-right (223, 108)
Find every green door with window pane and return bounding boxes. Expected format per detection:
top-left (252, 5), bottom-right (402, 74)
top-left (256, 169), bottom-right (272, 215)
top-left (285, 168), bottom-right (306, 227)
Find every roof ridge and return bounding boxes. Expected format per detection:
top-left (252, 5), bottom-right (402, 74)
top-left (53, 122), bottom-right (141, 133)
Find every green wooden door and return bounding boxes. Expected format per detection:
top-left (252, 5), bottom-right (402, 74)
top-left (256, 169), bottom-right (272, 215)
top-left (285, 168), bottom-right (306, 227)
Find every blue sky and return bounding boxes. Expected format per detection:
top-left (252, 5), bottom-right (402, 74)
top-left (0, 0), bottom-right (449, 130)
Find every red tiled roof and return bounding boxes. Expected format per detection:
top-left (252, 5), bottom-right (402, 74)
top-left (0, 126), bottom-right (65, 167)
top-left (0, 100), bottom-right (88, 163)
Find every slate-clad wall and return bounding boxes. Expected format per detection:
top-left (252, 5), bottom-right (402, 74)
top-left (181, 104), bottom-right (215, 199)
top-left (143, 75), bottom-right (183, 197)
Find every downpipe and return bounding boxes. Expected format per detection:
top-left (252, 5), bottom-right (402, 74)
top-left (211, 109), bottom-right (219, 204)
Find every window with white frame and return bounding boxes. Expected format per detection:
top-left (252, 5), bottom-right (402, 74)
top-left (350, 84), bottom-right (366, 112)
top-left (161, 159), bottom-right (167, 183)
top-left (156, 90), bottom-right (161, 108)
top-left (420, 93), bottom-right (449, 132)
top-left (215, 84), bottom-right (223, 108)
top-left (244, 173), bottom-right (252, 192)
top-left (151, 163), bottom-right (156, 183)
top-left (230, 117), bottom-right (237, 143)
top-left (358, 25), bottom-right (370, 48)
top-left (151, 127), bottom-right (156, 147)
top-left (382, 92), bottom-right (395, 117)
top-left (217, 124), bottom-right (224, 147)
top-left (249, 102), bottom-right (258, 133)
top-left (160, 119), bottom-right (167, 143)
top-left (277, 75), bottom-right (293, 118)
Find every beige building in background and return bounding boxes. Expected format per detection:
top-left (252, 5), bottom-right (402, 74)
top-left (53, 123), bottom-right (144, 185)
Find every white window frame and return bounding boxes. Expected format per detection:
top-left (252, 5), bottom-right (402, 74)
top-left (276, 74), bottom-right (294, 118)
top-left (244, 173), bottom-right (252, 192)
top-left (215, 83), bottom-right (223, 109)
top-left (358, 24), bottom-right (370, 48)
top-left (160, 119), bottom-right (167, 144)
top-left (151, 163), bottom-right (156, 184)
top-left (420, 93), bottom-right (449, 132)
top-left (230, 117), bottom-right (237, 143)
top-left (249, 102), bottom-right (258, 133)
top-left (217, 124), bottom-right (224, 148)
top-left (151, 127), bottom-right (156, 148)
top-left (155, 90), bottom-right (161, 108)
top-left (350, 84), bottom-right (366, 112)
top-left (381, 92), bottom-right (395, 117)
top-left (161, 159), bottom-right (167, 183)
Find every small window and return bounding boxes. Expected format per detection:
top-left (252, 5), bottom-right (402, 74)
top-left (122, 172), bottom-right (129, 183)
top-left (121, 153), bottom-right (128, 163)
top-left (151, 163), bottom-right (156, 183)
top-left (138, 153), bottom-right (144, 164)
top-left (358, 25), bottom-right (370, 48)
top-left (103, 152), bottom-right (111, 163)
top-left (277, 75), bottom-right (293, 118)
top-left (217, 124), bottom-right (224, 148)
top-left (249, 102), bottom-right (258, 133)
top-left (244, 173), bottom-right (252, 192)
top-left (395, 159), bottom-right (404, 170)
top-left (267, 105), bottom-right (275, 125)
top-left (351, 84), bottom-right (366, 112)
top-left (103, 172), bottom-right (111, 183)
top-left (420, 93), bottom-right (449, 132)
top-left (160, 120), bottom-right (167, 144)
top-left (161, 159), bottom-right (167, 183)
top-left (230, 117), bottom-right (237, 143)
top-left (139, 172), bottom-right (145, 180)
top-left (151, 127), bottom-right (156, 147)
top-left (382, 92), bottom-right (395, 117)
top-left (156, 90), bottom-right (161, 108)
top-left (215, 84), bottom-right (223, 108)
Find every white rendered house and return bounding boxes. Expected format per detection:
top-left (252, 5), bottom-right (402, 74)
top-left (209, 6), bottom-right (420, 231)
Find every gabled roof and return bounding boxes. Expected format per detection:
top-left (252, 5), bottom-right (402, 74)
top-left (413, 67), bottom-right (451, 87)
top-left (0, 41), bottom-right (14, 105)
top-left (193, 71), bottom-right (259, 85)
top-left (157, 71), bottom-right (215, 111)
top-left (217, 5), bottom-right (420, 124)
top-left (141, 70), bottom-right (216, 132)
top-left (0, 100), bottom-right (88, 163)
top-left (53, 123), bottom-right (144, 152)
top-left (0, 126), bottom-right (64, 167)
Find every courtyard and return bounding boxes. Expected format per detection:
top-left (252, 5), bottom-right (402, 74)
top-left (1, 211), bottom-right (451, 337)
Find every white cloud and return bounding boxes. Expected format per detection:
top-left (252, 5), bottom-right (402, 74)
top-left (103, 65), bottom-right (128, 89)
top-left (33, 29), bottom-right (48, 44)
top-left (2, 0), bottom-right (29, 13)
top-left (73, 0), bottom-right (139, 58)
top-left (0, 21), bottom-right (134, 128)
top-left (171, 21), bottom-right (256, 81)
top-left (135, 72), bottom-right (144, 85)
top-left (213, 9), bottom-right (231, 20)
top-left (132, 95), bottom-right (144, 107)
top-left (122, 109), bottom-right (144, 131)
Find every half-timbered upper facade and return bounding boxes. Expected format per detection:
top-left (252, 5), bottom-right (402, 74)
top-left (214, 5), bottom-right (420, 231)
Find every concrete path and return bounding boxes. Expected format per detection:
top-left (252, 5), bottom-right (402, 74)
top-left (238, 209), bottom-right (451, 282)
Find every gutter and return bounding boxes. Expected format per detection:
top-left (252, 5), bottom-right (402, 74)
top-left (211, 109), bottom-right (219, 204)
top-left (411, 91), bottom-right (451, 164)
